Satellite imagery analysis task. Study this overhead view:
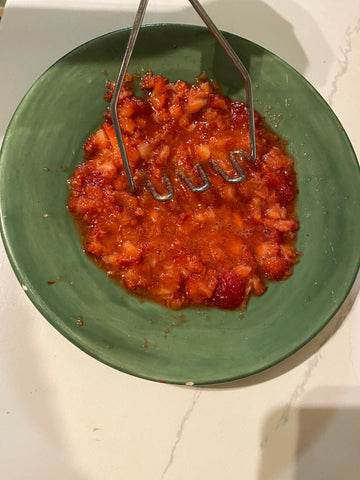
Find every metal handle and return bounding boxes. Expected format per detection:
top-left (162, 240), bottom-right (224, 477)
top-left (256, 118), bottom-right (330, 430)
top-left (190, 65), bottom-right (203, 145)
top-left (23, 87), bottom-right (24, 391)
top-left (110, 0), bottom-right (257, 198)
top-left (188, 0), bottom-right (256, 161)
top-left (110, 0), bottom-right (149, 192)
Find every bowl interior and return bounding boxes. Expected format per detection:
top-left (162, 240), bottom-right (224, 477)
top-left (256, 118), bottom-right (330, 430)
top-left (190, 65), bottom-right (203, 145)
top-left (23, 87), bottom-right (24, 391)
top-left (1, 24), bottom-right (359, 384)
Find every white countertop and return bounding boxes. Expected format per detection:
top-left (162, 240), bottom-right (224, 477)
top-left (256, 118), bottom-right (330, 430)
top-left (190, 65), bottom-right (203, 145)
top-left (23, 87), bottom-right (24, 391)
top-left (1, 1), bottom-right (360, 479)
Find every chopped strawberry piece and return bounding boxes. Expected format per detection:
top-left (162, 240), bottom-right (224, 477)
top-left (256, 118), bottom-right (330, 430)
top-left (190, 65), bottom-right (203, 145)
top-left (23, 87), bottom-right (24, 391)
top-left (186, 88), bottom-right (208, 113)
top-left (250, 275), bottom-right (267, 296)
top-left (186, 271), bottom-right (218, 303)
top-left (233, 264), bottom-right (252, 279)
top-left (267, 169), bottom-right (297, 205)
top-left (260, 256), bottom-right (290, 280)
top-left (212, 271), bottom-right (245, 310)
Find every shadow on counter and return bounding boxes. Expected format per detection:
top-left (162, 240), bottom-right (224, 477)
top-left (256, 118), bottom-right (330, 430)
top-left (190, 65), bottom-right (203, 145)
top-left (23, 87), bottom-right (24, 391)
top-left (258, 387), bottom-right (360, 480)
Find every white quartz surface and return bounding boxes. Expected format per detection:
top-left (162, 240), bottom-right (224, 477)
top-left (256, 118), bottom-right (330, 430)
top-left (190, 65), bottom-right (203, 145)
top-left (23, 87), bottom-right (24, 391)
top-left (1, 1), bottom-right (360, 479)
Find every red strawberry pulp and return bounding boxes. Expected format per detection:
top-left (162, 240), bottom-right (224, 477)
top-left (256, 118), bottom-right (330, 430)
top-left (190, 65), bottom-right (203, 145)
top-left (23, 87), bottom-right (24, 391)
top-left (68, 73), bottom-right (300, 310)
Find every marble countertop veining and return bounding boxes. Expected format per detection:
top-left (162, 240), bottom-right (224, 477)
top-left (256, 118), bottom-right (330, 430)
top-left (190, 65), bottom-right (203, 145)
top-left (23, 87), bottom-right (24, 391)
top-left (0, 1), bottom-right (360, 479)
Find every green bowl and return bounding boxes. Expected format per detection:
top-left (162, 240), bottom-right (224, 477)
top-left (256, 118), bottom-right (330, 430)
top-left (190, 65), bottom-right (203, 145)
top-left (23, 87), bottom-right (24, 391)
top-left (1, 24), bottom-right (359, 385)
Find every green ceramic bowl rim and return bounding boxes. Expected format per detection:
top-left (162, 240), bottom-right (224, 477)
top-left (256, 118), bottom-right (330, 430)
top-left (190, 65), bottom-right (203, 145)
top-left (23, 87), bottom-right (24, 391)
top-left (1, 23), bottom-right (360, 384)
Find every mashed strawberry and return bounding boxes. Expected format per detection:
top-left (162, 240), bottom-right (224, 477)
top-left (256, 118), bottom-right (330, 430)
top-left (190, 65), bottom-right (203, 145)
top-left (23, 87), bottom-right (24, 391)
top-left (68, 73), bottom-right (299, 310)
